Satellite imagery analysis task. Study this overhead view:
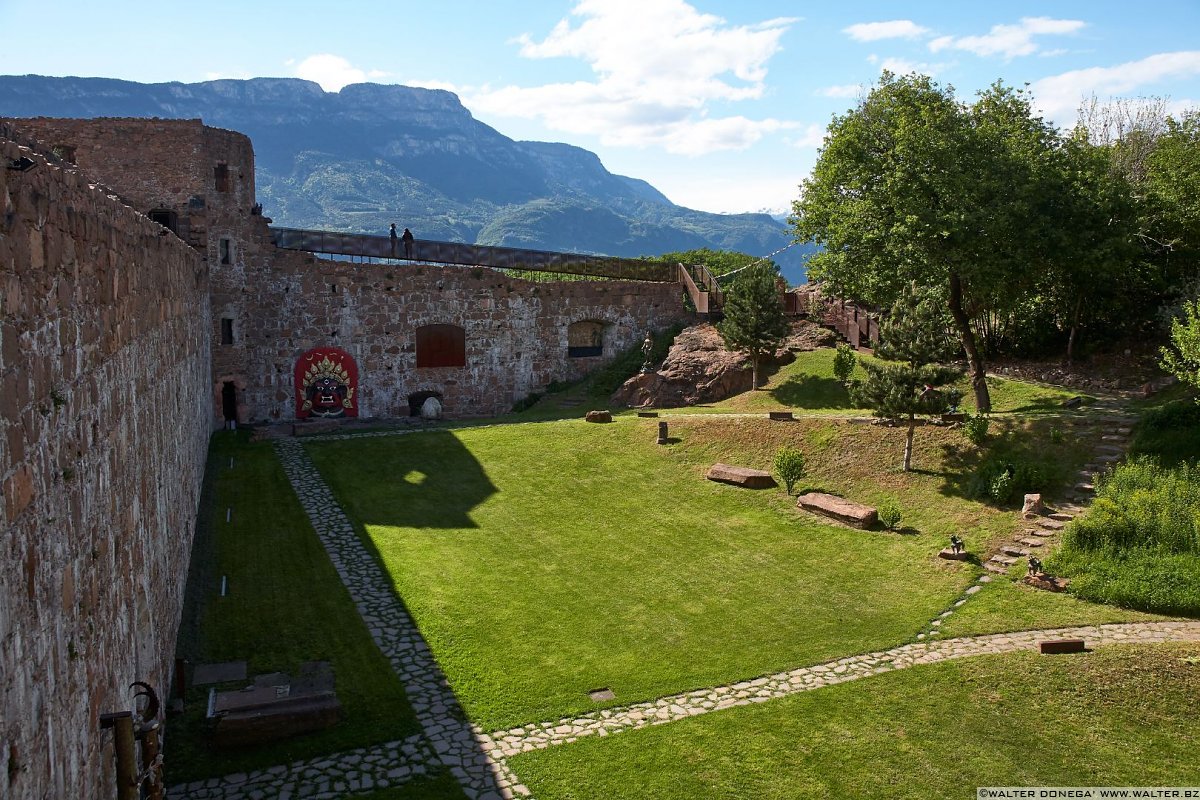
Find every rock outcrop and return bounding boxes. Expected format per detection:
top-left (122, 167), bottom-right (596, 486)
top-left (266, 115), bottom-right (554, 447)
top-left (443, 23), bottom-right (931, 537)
top-left (611, 321), bottom-right (833, 409)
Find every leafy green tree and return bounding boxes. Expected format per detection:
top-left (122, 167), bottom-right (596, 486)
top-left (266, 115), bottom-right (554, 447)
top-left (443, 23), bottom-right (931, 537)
top-left (1160, 299), bottom-right (1200, 396)
top-left (794, 75), bottom-right (1063, 411)
top-left (832, 343), bottom-right (857, 386)
top-left (773, 447), bottom-right (807, 495)
top-left (654, 248), bottom-right (776, 279)
top-left (718, 263), bottom-right (789, 389)
top-left (853, 285), bottom-right (962, 471)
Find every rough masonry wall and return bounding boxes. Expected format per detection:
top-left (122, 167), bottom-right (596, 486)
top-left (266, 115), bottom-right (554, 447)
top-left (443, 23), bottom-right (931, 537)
top-left (216, 233), bottom-right (689, 421)
top-left (0, 133), bottom-right (212, 799)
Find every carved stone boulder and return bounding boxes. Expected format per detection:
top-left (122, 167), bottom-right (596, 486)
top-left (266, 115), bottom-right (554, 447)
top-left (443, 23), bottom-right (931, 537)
top-left (796, 492), bottom-right (879, 529)
top-left (705, 463), bottom-right (777, 489)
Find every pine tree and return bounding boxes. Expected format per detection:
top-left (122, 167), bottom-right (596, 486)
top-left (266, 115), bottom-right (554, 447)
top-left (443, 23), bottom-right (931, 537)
top-left (853, 284), bottom-right (963, 471)
top-left (718, 263), bottom-right (789, 389)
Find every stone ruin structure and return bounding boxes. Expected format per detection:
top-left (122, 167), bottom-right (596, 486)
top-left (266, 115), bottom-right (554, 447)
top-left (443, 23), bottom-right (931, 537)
top-left (0, 117), bottom-right (687, 799)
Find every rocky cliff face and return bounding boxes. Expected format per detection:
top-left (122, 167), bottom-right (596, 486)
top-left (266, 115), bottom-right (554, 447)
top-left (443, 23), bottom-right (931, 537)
top-left (0, 75), bottom-right (796, 265)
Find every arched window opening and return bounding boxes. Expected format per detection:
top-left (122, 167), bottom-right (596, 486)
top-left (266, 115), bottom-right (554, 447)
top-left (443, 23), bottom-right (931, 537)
top-left (567, 320), bottom-right (605, 358)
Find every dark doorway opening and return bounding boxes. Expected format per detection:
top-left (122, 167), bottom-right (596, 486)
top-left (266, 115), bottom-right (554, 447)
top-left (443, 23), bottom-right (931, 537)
top-left (221, 382), bottom-right (238, 423)
top-left (148, 209), bottom-right (178, 234)
top-left (407, 391), bottom-right (443, 417)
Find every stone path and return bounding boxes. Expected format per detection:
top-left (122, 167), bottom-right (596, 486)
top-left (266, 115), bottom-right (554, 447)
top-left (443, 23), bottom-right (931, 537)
top-left (480, 620), bottom-right (1200, 757)
top-left (170, 734), bottom-right (435, 800)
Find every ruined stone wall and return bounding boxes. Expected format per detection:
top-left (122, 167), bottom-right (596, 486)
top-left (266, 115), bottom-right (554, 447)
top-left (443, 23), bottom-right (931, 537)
top-left (7, 117), bottom-right (256, 251)
top-left (218, 239), bottom-right (689, 421)
top-left (0, 132), bottom-right (212, 799)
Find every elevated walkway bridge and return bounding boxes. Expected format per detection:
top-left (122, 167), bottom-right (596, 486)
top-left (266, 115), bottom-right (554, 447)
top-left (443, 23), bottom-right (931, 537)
top-left (269, 226), bottom-right (724, 314)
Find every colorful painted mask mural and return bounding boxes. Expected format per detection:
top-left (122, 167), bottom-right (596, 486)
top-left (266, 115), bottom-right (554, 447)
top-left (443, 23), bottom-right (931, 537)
top-left (294, 347), bottom-right (359, 418)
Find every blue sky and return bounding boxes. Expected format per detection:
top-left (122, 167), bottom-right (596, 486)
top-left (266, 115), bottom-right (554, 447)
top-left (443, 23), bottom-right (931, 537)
top-left (2, 1), bottom-right (1198, 215)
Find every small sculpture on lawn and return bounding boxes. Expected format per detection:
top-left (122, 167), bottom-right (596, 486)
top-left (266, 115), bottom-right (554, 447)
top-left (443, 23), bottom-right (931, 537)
top-left (1028, 555), bottom-right (1043, 575)
top-left (949, 534), bottom-right (964, 555)
top-left (640, 331), bottom-right (655, 373)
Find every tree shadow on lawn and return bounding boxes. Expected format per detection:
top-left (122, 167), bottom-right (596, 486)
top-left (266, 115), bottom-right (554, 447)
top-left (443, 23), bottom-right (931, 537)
top-left (311, 430), bottom-right (498, 529)
top-left (768, 374), bottom-right (853, 409)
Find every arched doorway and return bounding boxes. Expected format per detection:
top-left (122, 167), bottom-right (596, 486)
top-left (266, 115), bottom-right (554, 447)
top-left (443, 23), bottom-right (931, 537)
top-left (221, 381), bottom-right (238, 424)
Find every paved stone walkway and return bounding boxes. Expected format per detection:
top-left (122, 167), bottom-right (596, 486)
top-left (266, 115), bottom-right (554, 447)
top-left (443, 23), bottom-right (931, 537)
top-left (170, 734), bottom-right (435, 800)
top-left (480, 620), bottom-right (1200, 757)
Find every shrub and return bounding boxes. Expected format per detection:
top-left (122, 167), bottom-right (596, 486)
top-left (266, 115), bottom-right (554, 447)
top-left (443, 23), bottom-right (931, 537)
top-left (877, 500), bottom-right (902, 531)
top-left (832, 343), bottom-right (857, 386)
top-left (1048, 426), bottom-right (1065, 445)
top-left (967, 454), bottom-right (1054, 505)
top-left (510, 392), bottom-right (542, 413)
top-left (962, 413), bottom-right (990, 446)
top-left (774, 447), bottom-right (807, 495)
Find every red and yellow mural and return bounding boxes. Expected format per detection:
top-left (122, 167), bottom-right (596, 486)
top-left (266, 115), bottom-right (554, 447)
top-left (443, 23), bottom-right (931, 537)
top-left (294, 347), bottom-right (359, 418)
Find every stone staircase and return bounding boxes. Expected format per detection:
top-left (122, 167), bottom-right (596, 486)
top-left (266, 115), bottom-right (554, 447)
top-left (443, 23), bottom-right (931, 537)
top-left (982, 409), bottom-right (1136, 576)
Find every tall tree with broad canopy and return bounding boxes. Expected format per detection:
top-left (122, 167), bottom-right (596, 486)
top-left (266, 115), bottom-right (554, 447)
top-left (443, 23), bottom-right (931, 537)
top-left (793, 73), bottom-right (1059, 412)
top-left (853, 284), bottom-right (962, 471)
top-left (717, 262), bottom-right (789, 389)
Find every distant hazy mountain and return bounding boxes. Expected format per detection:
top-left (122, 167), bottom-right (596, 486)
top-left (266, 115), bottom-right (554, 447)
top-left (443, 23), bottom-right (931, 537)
top-left (0, 75), bottom-right (807, 279)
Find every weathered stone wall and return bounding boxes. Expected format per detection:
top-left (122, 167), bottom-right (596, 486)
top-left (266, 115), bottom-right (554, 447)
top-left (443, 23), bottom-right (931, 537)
top-left (0, 132), bottom-right (211, 799)
top-left (218, 239), bottom-right (688, 421)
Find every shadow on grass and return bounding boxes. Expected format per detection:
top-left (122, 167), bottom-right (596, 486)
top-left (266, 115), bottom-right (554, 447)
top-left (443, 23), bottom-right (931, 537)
top-left (768, 375), bottom-right (853, 410)
top-left (309, 431), bottom-right (498, 529)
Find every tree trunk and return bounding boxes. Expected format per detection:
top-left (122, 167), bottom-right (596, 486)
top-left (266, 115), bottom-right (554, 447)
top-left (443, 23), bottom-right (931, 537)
top-left (948, 271), bottom-right (991, 413)
top-left (751, 351), bottom-right (760, 389)
top-left (903, 413), bottom-right (915, 472)
top-left (1066, 295), bottom-right (1083, 364)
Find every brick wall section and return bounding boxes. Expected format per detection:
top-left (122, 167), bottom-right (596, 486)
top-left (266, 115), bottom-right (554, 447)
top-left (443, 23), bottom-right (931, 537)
top-left (0, 133), bottom-right (211, 799)
top-left (219, 233), bottom-right (688, 420)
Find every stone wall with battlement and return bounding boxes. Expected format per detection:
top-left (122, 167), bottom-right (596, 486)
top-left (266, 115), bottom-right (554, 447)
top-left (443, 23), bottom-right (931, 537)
top-left (0, 130), bottom-right (212, 800)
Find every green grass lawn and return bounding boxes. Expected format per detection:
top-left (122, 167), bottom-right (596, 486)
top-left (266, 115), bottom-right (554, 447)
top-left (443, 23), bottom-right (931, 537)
top-left (508, 642), bottom-right (1200, 799)
top-left (306, 415), bottom-right (1066, 732)
top-left (167, 433), bottom-right (422, 783)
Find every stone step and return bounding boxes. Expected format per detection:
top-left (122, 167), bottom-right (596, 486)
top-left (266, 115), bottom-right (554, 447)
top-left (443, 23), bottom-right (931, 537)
top-left (1018, 536), bottom-right (1047, 547)
top-left (984, 561), bottom-right (1010, 574)
top-left (1074, 482), bottom-right (1095, 493)
top-left (1037, 518), bottom-right (1065, 531)
top-left (1047, 512), bottom-right (1073, 522)
top-left (1095, 445), bottom-right (1125, 455)
top-left (990, 554), bottom-right (1020, 566)
top-left (1115, 427), bottom-right (1132, 435)
top-left (1096, 454), bottom-right (1122, 464)
top-left (1100, 434), bottom-right (1128, 442)
top-left (1002, 545), bottom-right (1031, 557)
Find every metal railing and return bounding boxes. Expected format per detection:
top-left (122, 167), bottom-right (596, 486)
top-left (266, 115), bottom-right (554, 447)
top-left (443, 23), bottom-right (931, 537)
top-left (269, 227), bottom-right (677, 283)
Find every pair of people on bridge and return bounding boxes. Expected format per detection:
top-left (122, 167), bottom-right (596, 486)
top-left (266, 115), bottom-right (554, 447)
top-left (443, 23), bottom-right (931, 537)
top-left (389, 223), bottom-right (415, 259)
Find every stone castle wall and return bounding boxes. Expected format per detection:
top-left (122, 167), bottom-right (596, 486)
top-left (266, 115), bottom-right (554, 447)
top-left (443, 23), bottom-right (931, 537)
top-left (218, 234), bottom-right (686, 420)
top-left (0, 132), bottom-right (212, 799)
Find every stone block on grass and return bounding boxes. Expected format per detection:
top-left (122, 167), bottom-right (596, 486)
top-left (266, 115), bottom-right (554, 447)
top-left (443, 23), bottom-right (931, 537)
top-left (585, 410), bottom-right (612, 423)
top-left (706, 463), bottom-right (777, 489)
top-left (797, 492), bottom-right (878, 529)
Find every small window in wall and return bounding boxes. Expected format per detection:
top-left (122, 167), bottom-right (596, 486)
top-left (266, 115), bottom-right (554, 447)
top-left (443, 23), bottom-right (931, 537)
top-left (220, 318), bottom-right (234, 345)
top-left (568, 320), bottom-right (605, 358)
top-left (148, 209), bottom-right (178, 234)
top-left (219, 237), bottom-right (233, 265)
top-left (215, 163), bottom-right (230, 193)
top-left (416, 324), bottom-right (466, 368)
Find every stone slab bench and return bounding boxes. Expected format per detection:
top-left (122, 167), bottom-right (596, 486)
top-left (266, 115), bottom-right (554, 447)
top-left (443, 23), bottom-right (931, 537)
top-left (797, 492), bottom-right (878, 529)
top-left (768, 411), bottom-right (794, 421)
top-left (706, 463), bottom-right (777, 489)
top-left (1039, 638), bottom-right (1086, 654)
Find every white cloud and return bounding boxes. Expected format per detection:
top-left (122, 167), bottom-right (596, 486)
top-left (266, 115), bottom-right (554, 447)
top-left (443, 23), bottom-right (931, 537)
top-left (1032, 51), bottom-right (1200, 124)
top-left (463, 0), bottom-right (800, 155)
top-left (788, 124), bottom-right (827, 149)
top-left (929, 17), bottom-right (1084, 59)
top-left (843, 20), bottom-right (929, 42)
top-left (817, 83), bottom-right (863, 98)
top-left (873, 56), bottom-right (944, 77)
top-left (291, 53), bottom-right (386, 92)
top-left (656, 172), bottom-right (803, 215)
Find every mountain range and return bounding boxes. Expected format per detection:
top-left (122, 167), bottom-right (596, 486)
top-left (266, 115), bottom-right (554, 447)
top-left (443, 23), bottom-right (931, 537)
top-left (0, 75), bottom-right (810, 281)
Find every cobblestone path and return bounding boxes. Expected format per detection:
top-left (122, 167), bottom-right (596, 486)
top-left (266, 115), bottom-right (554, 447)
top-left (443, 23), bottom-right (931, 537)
top-left (480, 620), bottom-right (1200, 757)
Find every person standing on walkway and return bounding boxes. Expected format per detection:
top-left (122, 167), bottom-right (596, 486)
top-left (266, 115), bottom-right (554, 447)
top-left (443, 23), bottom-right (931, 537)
top-left (401, 227), bottom-right (415, 260)
top-left (389, 223), bottom-right (398, 257)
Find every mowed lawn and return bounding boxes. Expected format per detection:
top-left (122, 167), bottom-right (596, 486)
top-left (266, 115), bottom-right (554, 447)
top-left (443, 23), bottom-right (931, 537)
top-left (509, 643), bottom-right (1200, 799)
top-left (308, 419), bottom-right (980, 731)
